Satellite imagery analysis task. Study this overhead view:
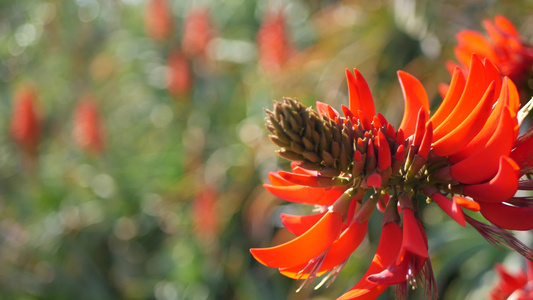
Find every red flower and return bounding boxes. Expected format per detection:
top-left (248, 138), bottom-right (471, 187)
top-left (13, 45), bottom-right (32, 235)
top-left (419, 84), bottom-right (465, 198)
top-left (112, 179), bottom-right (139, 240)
top-left (256, 10), bottom-right (292, 74)
top-left (144, 0), bottom-right (174, 42)
top-left (490, 260), bottom-right (533, 300)
top-left (182, 7), bottom-right (214, 59)
top-left (73, 96), bottom-right (105, 155)
top-left (251, 54), bottom-right (533, 299)
top-left (10, 85), bottom-right (40, 155)
top-left (166, 49), bottom-right (193, 98)
top-left (454, 15), bottom-right (533, 89)
top-left (193, 187), bottom-right (218, 242)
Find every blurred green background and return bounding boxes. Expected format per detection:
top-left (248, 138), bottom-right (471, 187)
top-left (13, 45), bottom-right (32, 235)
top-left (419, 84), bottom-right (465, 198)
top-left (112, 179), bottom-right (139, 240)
top-left (0, 0), bottom-right (532, 299)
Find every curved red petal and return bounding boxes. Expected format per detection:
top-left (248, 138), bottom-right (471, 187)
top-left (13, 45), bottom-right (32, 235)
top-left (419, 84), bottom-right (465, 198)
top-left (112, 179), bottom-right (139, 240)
top-left (418, 122), bottom-right (433, 159)
top-left (431, 192), bottom-right (466, 227)
top-left (397, 71), bottom-right (430, 138)
top-left (250, 211), bottom-right (343, 268)
top-left (449, 78), bottom-right (510, 164)
top-left (455, 31), bottom-right (497, 62)
top-left (479, 202), bottom-right (533, 231)
top-left (450, 106), bottom-right (516, 184)
top-left (280, 211), bottom-right (327, 236)
top-left (346, 69), bottom-right (376, 117)
top-left (432, 81), bottom-right (495, 157)
top-left (376, 131), bottom-right (391, 171)
top-left (401, 208), bottom-right (428, 258)
top-left (463, 156), bottom-right (520, 203)
top-left (316, 101), bottom-right (340, 119)
top-left (268, 172), bottom-right (293, 186)
top-left (263, 184), bottom-right (347, 206)
top-left (336, 222), bottom-right (402, 300)
top-left (429, 67), bottom-right (466, 128)
top-left (278, 171), bottom-right (318, 186)
top-left (494, 15), bottom-right (519, 37)
top-left (412, 108), bottom-right (428, 147)
top-left (433, 54), bottom-right (488, 141)
top-left (280, 220), bottom-right (368, 279)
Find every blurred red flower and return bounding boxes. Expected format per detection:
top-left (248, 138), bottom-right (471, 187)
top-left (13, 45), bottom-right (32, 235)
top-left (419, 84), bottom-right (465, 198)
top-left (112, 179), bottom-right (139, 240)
top-left (454, 15), bottom-right (533, 89)
top-left (166, 49), bottom-right (193, 98)
top-left (491, 261), bottom-right (533, 300)
top-left (256, 10), bottom-right (292, 74)
top-left (10, 85), bottom-right (40, 156)
top-left (252, 54), bottom-right (533, 299)
top-left (73, 97), bottom-right (105, 155)
top-left (144, 0), bottom-right (174, 42)
top-left (182, 7), bottom-right (214, 59)
top-left (193, 187), bottom-right (218, 242)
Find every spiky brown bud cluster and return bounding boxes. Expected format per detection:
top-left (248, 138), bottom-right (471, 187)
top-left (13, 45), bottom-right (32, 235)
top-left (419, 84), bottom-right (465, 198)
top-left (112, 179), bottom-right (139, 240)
top-left (265, 98), bottom-right (407, 185)
top-left (265, 98), bottom-right (354, 175)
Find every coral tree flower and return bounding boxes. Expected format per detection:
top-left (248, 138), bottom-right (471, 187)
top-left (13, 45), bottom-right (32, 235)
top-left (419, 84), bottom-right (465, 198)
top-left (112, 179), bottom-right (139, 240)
top-left (182, 7), bottom-right (214, 59)
top-left (490, 260), bottom-right (533, 300)
top-left (454, 15), bottom-right (533, 91)
top-left (144, 0), bottom-right (174, 42)
top-left (251, 54), bottom-right (533, 299)
top-left (166, 49), bottom-right (193, 98)
top-left (256, 10), bottom-right (292, 74)
top-left (73, 96), bottom-right (105, 155)
top-left (10, 85), bottom-right (40, 156)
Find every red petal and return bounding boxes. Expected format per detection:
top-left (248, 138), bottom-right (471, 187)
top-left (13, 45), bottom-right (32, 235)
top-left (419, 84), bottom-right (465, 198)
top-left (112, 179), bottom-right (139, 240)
top-left (453, 196), bottom-right (480, 212)
top-left (432, 81), bottom-right (495, 157)
top-left (412, 108), bottom-right (427, 147)
top-left (250, 211), bottom-right (343, 268)
top-left (263, 184), bottom-right (347, 206)
top-left (280, 211), bottom-right (327, 236)
top-left (268, 172), bottom-right (293, 186)
top-left (341, 104), bottom-right (356, 120)
top-left (479, 202), bottom-right (533, 231)
top-left (494, 15), bottom-right (519, 37)
top-left (429, 67), bottom-right (466, 128)
top-left (455, 31), bottom-right (497, 62)
top-left (397, 71), bottom-right (430, 138)
top-left (376, 131), bottom-right (391, 171)
top-left (336, 222), bottom-right (402, 300)
top-left (367, 252), bottom-right (427, 286)
top-left (450, 106), bottom-right (516, 184)
top-left (346, 69), bottom-right (376, 117)
top-left (280, 220), bottom-right (368, 279)
top-left (449, 78), bottom-right (509, 164)
top-left (431, 192), bottom-right (466, 227)
top-left (400, 208), bottom-right (428, 258)
top-left (357, 110), bottom-right (372, 131)
top-left (418, 122), bottom-right (433, 159)
top-left (316, 101), bottom-right (340, 119)
top-left (394, 144), bottom-right (405, 162)
top-left (463, 156), bottom-right (520, 203)
top-left (433, 54), bottom-right (488, 141)
top-left (278, 171), bottom-right (318, 186)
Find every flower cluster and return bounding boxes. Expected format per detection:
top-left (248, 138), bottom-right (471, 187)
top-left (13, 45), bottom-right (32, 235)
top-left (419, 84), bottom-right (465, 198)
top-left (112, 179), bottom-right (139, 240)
top-left (73, 96), bottom-right (105, 156)
top-left (256, 10), bottom-right (292, 74)
top-left (10, 85), bottom-right (40, 156)
top-left (144, 0), bottom-right (174, 42)
top-left (251, 52), bottom-right (533, 299)
top-left (491, 261), bottom-right (533, 300)
top-left (453, 15), bottom-right (533, 94)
